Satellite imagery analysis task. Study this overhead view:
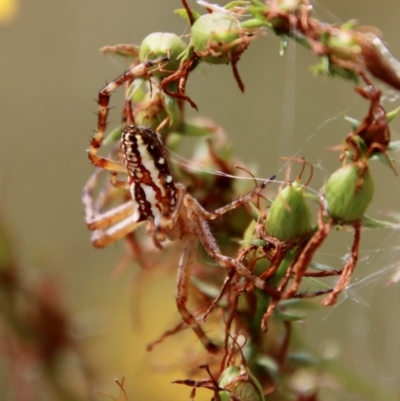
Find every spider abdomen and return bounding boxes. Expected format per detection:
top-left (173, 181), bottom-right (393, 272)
top-left (121, 125), bottom-right (177, 226)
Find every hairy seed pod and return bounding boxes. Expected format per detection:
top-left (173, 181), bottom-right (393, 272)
top-left (219, 366), bottom-right (265, 401)
top-left (324, 163), bottom-right (374, 222)
top-left (139, 32), bottom-right (187, 76)
top-left (265, 181), bottom-right (313, 242)
top-left (191, 12), bottom-right (242, 64)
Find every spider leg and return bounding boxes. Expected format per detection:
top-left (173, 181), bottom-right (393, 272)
top-left (180, 178), bottom-right (278, 293)
top-left (91, 216), bottom-right (145, 248)
top-left (195, 214), bottom-right (278, 294)
top-left (202, 270), bottom-right (236, 322)
top-left (86, 200), bottom-right (135, 231)
top-left (83, 166), bottom-right (144, 247)
top-left (82, 167), bottom-right (107, 220)
top-left (176, 234), bottom-right (220, 353)
top-left (110, 170), bottom-right (130, 190)
top-left (83, 167), bottom-right (134, 230)
top-left (88, 57), bottom-right (167, 172)
top-left (183, 176), bottom-right (275, 221)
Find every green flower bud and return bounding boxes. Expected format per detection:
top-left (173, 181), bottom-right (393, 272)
top-left (191, 12), bottom-right (242, 64)
top-left (265, 181), bottom-right (313, 242)
top-left (219, 366), bottom-right (265, 401)
top-left (139, 32), bottom-right (187, 76)
top-left (324, 163), bottom-right (374, 222)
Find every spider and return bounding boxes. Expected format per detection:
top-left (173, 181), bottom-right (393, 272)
top-left (84, 51), bottom-right (278, 351)
top-left (83, 58), bottom-right (273, 351)
top-left (84, 123), bottom-right (276, 352)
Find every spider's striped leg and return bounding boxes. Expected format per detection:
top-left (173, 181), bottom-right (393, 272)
top-left (83, 167), bottom-right (132, 229)
top-left (110, 170), bottom-right (130, 190)
top-left (83, 167), bottom-right (118, 227)
top-left (176, 234), bottom-right (219, 353)
top-left (184, 176), bottom-right (275, 221)
top-left (83, 168), bottom-right (143, 247)
top-left (195, 216), bottom-right (280, 296)
top-left (88, 57), bottom-right (168, 172)
top-left (91, 216), bottom-right (145, 248)
top-left (86, 200), bottom-right (136, 231)
top-left (91, 147), bottom-right (127, 212)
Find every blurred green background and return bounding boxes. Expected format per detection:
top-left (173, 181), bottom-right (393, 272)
top-left (1, 0), bottom-right (400, 399)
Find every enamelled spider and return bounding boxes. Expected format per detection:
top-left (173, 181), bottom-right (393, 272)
top-left (83, 58), bottom-right (274, 352)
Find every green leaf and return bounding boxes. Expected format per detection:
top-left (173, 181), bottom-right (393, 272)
top-left (190, 277), bottom-right (222, 299)
top-left (103, 126), bottom-right (122, 146)
top-left (240, 18), bottom-right (269, 29)
top-left (248, 202), bottom-right (261, 222)
top-left (387, 106), bottom-right (400, 122)
top-left (174, 8), bottom-right (201, 22)
top-left (361, 215), bottom-right (400, 229)
top-left (388, 140), bottom-right (400, 151)
top-left (287, 351), bottom-right (319, 366)
top-left (180, 121), bottom-right (215, 137)
top-left (257, 356), bottom-right (280, 383)
top-left (225, 1), bottom-right (249, 9)
top-left (344, 114), bottom-right (361, 130)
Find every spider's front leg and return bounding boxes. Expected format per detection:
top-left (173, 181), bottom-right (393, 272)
top-left (182, 177), bottom-right (278, 293)
top-left (82, 167), bottom-right (144, 248)
top-left (88, 57), bottom-right (168, 173)
top-left (155, 184), bottom-right (219, 352)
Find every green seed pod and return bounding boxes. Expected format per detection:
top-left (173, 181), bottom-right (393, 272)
top-left (219, 366), bottom-right (265, 401)
top-left (324, 163), bottom-right (374, 222)
top-left (191, 12), bottom-right (242, 64)
top-left (265, 181), bottom-right (313, 242)
top-left (139, 32), bottom-right (187, 76)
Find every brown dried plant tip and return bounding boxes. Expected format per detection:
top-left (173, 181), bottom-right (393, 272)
top-left (341, 72), bottom-right (397, 177)
top-left (251, 0), bottom-right (400, 89)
